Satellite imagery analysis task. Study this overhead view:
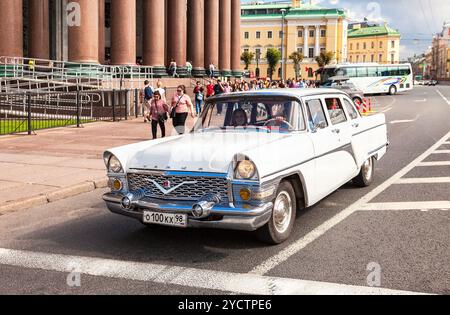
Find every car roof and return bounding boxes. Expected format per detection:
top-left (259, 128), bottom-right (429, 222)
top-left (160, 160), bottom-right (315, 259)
top-left (210, 88), bottom-right (347, 100)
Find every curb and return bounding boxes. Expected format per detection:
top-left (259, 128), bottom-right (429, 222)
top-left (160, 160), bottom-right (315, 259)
top-left (0, 177), bottom-right (108, 216)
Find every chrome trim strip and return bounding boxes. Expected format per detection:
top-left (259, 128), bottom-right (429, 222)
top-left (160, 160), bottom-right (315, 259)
top-left (368, 142), bottom-right (389, 156)
top-left (352, 123), bottom-right (386, 137)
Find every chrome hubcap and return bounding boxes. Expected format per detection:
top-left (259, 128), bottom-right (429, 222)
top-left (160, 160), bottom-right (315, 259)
top-left (362, 158), bottom-right (373, 181)
top-left (273, 191), bottom-right (292, 234)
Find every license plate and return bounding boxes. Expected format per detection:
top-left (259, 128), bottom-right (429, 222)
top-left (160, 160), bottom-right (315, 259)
top-left (143, 211), bottom-right (187, 228)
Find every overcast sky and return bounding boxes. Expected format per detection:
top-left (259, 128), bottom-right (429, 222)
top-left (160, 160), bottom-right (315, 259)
top-left (242, 0), bottom-right (450, 59)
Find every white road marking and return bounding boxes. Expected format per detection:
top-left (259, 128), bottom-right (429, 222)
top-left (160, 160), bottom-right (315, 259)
top-left (360, 202), bottom-right (450, 211)
top-left (436, 90), bottom-right (450, 106)
top-left (413, 99), bottom-right (427, 103)
top-left (431, 150), bottom-right (450, 154)
top-left (0, 248), bottom-right (427, 295)
top-left (390, 119), bottom-right (415, 124)
top-left (381, 107), bottom-right (393, 113)
top-left (250, 131), bottom-right (450, 276)
top-left (395, 177), bottom-right (450, 184)
top-left (418, 161), bottom-right (450, 166)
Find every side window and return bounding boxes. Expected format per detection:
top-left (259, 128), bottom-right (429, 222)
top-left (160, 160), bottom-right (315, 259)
top-left (325, 98), bottom-right (347, 125)
top-left (306, 99), bottom-right (328, 130)
top-left (343, 98), bottom-right (359, 120)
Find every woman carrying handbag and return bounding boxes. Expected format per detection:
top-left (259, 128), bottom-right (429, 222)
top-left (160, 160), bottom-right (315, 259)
top-left (171, 85), bottom-right (195, 135)
top-left (150, 91), bottom-right (170, 140)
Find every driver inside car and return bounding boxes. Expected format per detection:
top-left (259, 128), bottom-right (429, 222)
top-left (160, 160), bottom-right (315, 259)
top-left (231, 108), bottom-right (248, 127)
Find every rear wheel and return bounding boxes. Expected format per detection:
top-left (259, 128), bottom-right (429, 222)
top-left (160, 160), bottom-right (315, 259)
top-left (353, 157), bottom-right (375, 187)
top-left (388, 85), bottom-right (397, 95)
top-left (256, 181), bottom-right (297, 245)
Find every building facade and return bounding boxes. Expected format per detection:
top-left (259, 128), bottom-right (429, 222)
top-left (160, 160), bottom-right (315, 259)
top-left (240, 1), bottom-right (348, 80)
top-left (347, 23), bottom-right (401, 64)
top-left (0, 0), bottom-right (242, 77)
top-left (430, 22), bottom-right (450, 80)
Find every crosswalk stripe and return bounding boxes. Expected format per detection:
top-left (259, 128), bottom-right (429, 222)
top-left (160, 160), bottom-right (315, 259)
top-left (0, 248), bottom-right (428, 295)
top-left (417, 161), bottom-right (450, 166)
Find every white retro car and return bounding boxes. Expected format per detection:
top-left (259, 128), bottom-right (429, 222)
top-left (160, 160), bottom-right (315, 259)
top-left (103, 89), bottom-right (388, 244)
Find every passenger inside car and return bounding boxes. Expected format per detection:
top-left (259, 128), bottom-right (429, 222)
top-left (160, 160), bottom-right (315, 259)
top-left (231, 108), bottom-right (248, 127)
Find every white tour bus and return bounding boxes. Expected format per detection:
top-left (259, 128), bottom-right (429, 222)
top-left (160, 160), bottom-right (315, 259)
top-left (321, 63), bottom-right (414, 95)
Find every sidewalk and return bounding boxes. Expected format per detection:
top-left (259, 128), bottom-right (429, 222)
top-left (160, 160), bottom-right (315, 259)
top-left (0, 118), bottom-right (195, 215)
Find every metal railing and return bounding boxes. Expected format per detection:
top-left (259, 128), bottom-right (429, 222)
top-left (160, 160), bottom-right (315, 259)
top-left (0, 89), bottom-right (142, 136)
top-left (0, 56), bottom-right (157, 92)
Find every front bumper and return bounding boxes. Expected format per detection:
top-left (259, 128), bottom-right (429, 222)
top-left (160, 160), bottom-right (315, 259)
top-left (103, 193), bottom-right (273, 232)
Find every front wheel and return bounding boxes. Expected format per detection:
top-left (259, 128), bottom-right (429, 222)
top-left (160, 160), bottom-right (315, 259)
top-left (256, 181), bottom-right (297, 245)
top-left (353, 157), bottom-right (375, 187)
top-left (388, 85), bottom-right (397, 95)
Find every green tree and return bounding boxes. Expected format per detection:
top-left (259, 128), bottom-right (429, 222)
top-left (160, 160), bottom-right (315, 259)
top-left (289, 51), bottom-right (304, 80)
top-left (315, 51), bottom-right (335, 68)
top-left (240, 51), bottom-right (255, 70)
top-left (266, 48), bottom-right (282, 79)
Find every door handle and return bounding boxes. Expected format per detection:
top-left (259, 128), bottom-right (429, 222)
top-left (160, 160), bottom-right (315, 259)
top-left (352, 123), bottom-right (359, 128)
top-left (332, 129), bottom-right (341, 134)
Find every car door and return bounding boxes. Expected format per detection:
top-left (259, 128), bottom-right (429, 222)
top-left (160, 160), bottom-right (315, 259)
top-left (304, 96), bottom-right (356, 202)
top-left (341, 95), bottom-right (366, 167)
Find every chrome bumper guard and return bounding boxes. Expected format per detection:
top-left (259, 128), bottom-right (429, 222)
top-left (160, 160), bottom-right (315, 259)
top-left (103, 193), bottom-right (273, 232)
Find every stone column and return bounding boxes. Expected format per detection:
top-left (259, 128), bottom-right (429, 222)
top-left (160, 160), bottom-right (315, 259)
top-left (219, 0), bottom-right (232, 77)
top-left (167, 0), bottom-right (187, 76)
top-left (0, 0), bottom-right (23, 58)
top-left (315, 25), bottom-right (320, 58)
top-left (204, 0), bottom-right (219, 76)
top-left (29, 0), bottom-right (49, 60)
top-left (68, 0), bottom-right (99, 63)
top-left (111, 0), bottom-right (136, 65)
top-left (231, 0), bottom-right (242, 77)
top-left (98, 0), bottom-right (105, 64)
top-left (143, 0), bottom-right (166, 76)
top-left (187, 0), bottom-right (205, 77)
top-left (303, 25), bottom-right (309, 60)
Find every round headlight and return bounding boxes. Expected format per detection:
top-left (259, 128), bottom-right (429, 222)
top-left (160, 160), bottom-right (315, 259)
top-left (237, 160), bottom-right (256, 179)
top-left (108, 155), bottom-right (123, 173)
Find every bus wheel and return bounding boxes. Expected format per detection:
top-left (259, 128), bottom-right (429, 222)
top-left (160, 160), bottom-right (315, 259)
top-left (388, 85), bottom-right (397, 95)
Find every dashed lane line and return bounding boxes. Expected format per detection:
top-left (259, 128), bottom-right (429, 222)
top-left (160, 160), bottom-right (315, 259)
top-left (0, 248), bottom-right (428, 295)
top-left (250, 131), bottom-right (450, 276)
top-left (431, 150), bottom-right (450, 154)
top-left (360, 202), bottom-right (450, 211)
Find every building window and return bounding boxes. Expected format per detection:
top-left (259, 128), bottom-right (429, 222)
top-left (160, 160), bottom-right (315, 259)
top-left (363, 42), bottom-right (367, 50)
top-left (279, 31), bottom-right (283, 38)
top-left (350, 43), bottom-right (353, 50)
top-left (379, 54), bottom-right (383, 62)
top-left (256, 31), bottom-right (261, 39)
top-left (363, 55), bottom-right (366, 62)
top-left (308, 68), bottom-right (314, 77)
top-left (320, 48), bottom-right (326, 54)
top-left (244, 32), bottom-right (249, 39)
top-left (356, 55), bottom-right (359, 62)
top-left (309, 48), bottom-right (314, 58)
top-left (380, 42), bottom-right (383, 48)
top-left (268, 31), bottom-right (273, 39)
top-left (255, 48), bottom-right (261, 56)
top-left (371, 54), bottom-right (374, 62)
top-left (244, 49), bottom-right (249, 53)
top-left (309, 30), bottom-right (315, 38)
top-left (391, 54), bottom-right (395, 63)
top-left (349, 55), bottom-right (353, 62)
top-left (297, 47), bottom-right (303, 54)
top-left (298, 30), bottom-right (303, 38)
top-left (371, 42), bottom-right (375, 49)
top-left (391, 40), bottom-right (395, 48)
top-left (321, 30), bottom-right (326, 37)
top-left (278, 68), bottom-right (282, 78)
top-left (357, 43), bottom-right (360, 50)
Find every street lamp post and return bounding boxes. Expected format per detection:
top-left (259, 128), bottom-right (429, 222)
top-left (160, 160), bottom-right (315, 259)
top-left (256, 50), bottom-right (261, 78)
top-left (280, 9), bottom-right (286, 81)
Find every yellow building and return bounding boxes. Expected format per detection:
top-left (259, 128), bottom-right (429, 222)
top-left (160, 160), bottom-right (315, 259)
top-left (241, 0), bottom-right (349, 80)
top-left (347, 23), bottom-right (401, 64)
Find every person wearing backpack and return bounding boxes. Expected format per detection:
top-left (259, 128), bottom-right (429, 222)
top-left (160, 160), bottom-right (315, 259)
top-left (143, 80), bottom-right (154, 122)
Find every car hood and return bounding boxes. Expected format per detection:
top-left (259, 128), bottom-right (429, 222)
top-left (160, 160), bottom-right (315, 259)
top-left (127, 131), bottom-right (290, 174)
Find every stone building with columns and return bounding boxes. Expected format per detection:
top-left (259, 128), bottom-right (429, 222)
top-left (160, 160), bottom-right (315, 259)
top-left (241, 1), bottom-right (348, 80)
top-left (0, 0), bottom-right (242, 78)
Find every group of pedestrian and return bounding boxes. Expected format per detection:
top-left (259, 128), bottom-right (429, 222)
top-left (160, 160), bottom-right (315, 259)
top-left (143, 80), bottom-right (196, 139)
top-left (142, 76), bottom-right (321, 140)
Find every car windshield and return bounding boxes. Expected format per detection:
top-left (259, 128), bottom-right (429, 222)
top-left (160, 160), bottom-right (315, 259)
top-left (193, 96), bottom-right (304, 133)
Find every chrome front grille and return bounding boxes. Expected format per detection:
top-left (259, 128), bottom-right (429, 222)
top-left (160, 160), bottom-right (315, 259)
top-left (127, 172), bottom-right (229, 201)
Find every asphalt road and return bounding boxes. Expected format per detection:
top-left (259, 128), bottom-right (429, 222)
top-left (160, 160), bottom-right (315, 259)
top-left (0, 86), bottom-right (449, 295)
